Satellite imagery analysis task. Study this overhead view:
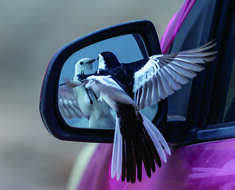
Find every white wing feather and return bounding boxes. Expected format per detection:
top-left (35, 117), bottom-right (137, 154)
top-left (133, 41), bottom-right (216, 109)
top-left (58, 83), bottom-right (84, 118)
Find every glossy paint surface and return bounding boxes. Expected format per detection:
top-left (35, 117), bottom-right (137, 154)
top-left (77, 138), bottom-right (235, 190)
top-left (160, 0), bottom-right (196, 53)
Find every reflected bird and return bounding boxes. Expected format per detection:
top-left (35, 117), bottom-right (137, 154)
top-left (59, 57), bottom-right (115, 129)
top-left (62, 41), bottom-right (217, 183)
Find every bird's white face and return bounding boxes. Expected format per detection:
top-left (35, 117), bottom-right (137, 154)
top-left (73, 57), bottom-right (98, 80)
top-left (98, 54), bottom-right (106, 71)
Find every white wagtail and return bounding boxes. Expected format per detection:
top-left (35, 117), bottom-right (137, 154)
top-left (60, 41), bottom-right (216, 183)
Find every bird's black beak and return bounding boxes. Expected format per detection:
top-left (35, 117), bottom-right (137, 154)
top-left (87, 58), bottom-right (96, 64)
top-left (95, 56), bottom-right (99, 62)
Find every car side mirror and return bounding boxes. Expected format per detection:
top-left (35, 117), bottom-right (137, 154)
top-left (39, 20), bottom-right (167, 142)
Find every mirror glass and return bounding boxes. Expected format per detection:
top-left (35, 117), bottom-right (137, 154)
top-left (58, 34), bottom-right (158, 129)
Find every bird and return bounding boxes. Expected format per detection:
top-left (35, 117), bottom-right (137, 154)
top-left (58, 57), bottom-right (115, 129)
top-left (60, 41), bottom-right (217, 183)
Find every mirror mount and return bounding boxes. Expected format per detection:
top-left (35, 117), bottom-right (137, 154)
top-left (40, 20), bottom-right (168, 142)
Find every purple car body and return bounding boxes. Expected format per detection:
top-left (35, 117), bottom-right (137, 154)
top-left (76, 139), bottom-right (235, 190)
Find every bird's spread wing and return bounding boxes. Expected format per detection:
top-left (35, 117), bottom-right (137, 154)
top-left (58, 81), bottom-right (84, 118)
top-left (133, 41), bottom-right (217, 109)
top-left (85, 75), bottom-right (136, 110)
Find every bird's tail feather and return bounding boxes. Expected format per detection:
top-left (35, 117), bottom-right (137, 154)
top-left (141, 113), bottom-right (171, 159)
top-left (111, 113), bottom-right (171, 183)
top-left (111, 116), bottom-right (123, 180)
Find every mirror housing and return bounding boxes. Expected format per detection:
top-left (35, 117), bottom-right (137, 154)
top-left (40, 20), bottom-right (167, 142)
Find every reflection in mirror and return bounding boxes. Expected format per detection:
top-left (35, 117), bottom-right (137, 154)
top-left (58, 34), bottom-right (158, 129)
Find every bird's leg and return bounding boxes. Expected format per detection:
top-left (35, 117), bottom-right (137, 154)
top-left (91, 90), bottom-right (98, 100)
top-left (85, 88), bottom-right (94, 104)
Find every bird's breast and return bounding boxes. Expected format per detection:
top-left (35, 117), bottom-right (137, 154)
top-left (73, 86), bottom-right (92, 117)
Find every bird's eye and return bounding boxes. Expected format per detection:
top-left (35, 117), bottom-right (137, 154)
top-left (80, 61), bottom-right (84, 65)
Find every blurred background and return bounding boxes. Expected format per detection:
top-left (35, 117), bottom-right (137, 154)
top-left (0, 0), bottom-right (183, 189)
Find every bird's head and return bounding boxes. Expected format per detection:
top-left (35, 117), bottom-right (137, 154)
top-left (73, 57), bottom-right (97, 81)
top-left (98, 52), bottom-right (120, 72)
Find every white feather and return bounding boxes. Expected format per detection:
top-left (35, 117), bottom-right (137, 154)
top-left (141, 113), bottom-right (171, 163)
top-left (111, 116), bottom-right (123, 180)
top-left (182, 43), bottom-right (215, 54)
top-left (170, 60), bottom-right (204, 72)
top-left (98, 54), bottom-right (106, 72)
top-left (173, 57), bottom-right (206, 64)
top-left (146, 81), bottom-right (153, 106)
top-left (151, 75), bottom-right (160, 103)
top-left (134, 89), bottom-right (139, 107)
top-left (63, 99), bottom-right (74, 117)
top-left (156, 73), bottom-right (168, 99)
top-left (133, 58), bottom-right (160, 93)
top-left (178, 51), bottom-right (216, 57)
top-left (161, 67), bottom-right (181, 90)
top-left (167, 64), bottom-right (196, 78)
top-left (164, 65), bottom-right (189, 84)
top-left (139, 87), bottom-right (146, 109)
top-left (132, 42), bottom-right (216, 109)
top-left (158, 70), bottom-right (174, 96)
top-left (59, 98), bottom-right (70, 118)
top-left (87, 75), bottom-right (124, 92)
top-left (111, 117), bottom-right (119, 178)
top-left (142, 113), bottom-right (171, 155)
top-left (151, 85), bottom-right (158, 104)
top-left (116, 116), bottom-right (123, 180)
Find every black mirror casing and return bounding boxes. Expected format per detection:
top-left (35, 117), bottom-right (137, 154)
top-left (40, 20), bottom-right (167, 142)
